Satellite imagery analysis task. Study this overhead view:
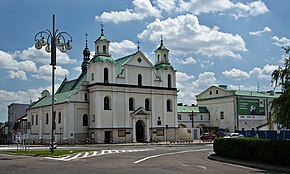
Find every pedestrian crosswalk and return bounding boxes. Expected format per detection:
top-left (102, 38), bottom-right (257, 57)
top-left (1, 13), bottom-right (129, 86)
top-left (45, 149), bottom-right (154, 161)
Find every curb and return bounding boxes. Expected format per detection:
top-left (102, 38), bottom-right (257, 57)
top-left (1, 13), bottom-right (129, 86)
top-left (208, 153), bottom-right (290, 173)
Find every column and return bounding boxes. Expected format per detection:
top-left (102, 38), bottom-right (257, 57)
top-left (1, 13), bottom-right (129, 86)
top-left (132, 118), bottom-right (136, 143)
top-left (146, 117), bottom-right (150, 142)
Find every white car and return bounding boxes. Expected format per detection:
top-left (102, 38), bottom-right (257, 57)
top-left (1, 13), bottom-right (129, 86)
top-left (223, 133), bottom-right (244, 138)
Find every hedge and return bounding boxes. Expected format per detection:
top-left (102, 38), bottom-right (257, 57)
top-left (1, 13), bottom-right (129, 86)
top-left (214, 138), bottom-right (290, 166)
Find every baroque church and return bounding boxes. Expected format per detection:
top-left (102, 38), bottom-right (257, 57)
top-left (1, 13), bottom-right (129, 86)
top-left (28, 28), bottom-right (178, 144)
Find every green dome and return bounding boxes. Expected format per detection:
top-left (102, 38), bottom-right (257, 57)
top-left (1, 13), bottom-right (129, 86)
top-left (154, 63), bottom-right (173, 70)
top-left (92, 55), bottom-right (115, 64)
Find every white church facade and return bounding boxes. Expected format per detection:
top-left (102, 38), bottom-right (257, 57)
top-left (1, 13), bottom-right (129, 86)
top-left (28, 28), bottom-right (178, 144)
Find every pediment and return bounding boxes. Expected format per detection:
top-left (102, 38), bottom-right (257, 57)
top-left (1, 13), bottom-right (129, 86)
top-left (126, 51), bottom-right (154, 68)
top-left (131, 107), bottom-right (150, 116)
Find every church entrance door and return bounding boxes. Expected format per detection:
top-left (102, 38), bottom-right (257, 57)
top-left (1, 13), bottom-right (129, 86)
top-left (104, 131), bottom-right (112, 143)
top-left (136, 120), bottom-right (145, 142)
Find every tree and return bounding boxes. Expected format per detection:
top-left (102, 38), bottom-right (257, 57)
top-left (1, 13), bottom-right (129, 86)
top-left (271, 46), bottom-right (290, 129)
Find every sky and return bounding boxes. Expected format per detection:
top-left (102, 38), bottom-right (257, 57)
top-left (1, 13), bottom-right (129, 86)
top-left (0, 0), bottom-right (289, 122)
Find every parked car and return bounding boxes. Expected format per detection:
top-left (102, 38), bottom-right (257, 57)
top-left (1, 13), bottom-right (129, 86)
top-left (215, 131), bottom-right (227, 137)
top-left (223, 133), bottom-right (244, 138)
top-left (200, 133), bottom-right (216, 141)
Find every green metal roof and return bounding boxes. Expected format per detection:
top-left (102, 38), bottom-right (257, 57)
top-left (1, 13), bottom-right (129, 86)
top-left (235, 90), bottom-right (280, 98)
top-left (154, 63), bottom-right (174, 70)
top-left (115, 51), bottom-right (138, 75)
top-left (177, 106), bottom-right (209, 113)
top-left (30, 90), bottom-right (78, 109)
top-left (56, 73), bottom-right (87, 94)
top-left (96, 35), bottom-right (108, 41)
top-left (92, 55), bottom-right (115, 64)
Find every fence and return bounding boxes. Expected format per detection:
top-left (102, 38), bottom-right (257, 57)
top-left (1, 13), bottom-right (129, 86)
top-left (237, 130), bottom-right (290, 140)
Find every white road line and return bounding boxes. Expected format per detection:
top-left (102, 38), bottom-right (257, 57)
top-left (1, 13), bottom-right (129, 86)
top-left (80, 152), bottom-right (90, 158)
top-left (65, 153), bottom-right (82, 161)
top-left (196, 165), bottom-right (207, 170)
top-left (92, 151), bottom-right (98, 156)
top-left (178, 162), bottom-right (189, 167)
top-left (134, 148), bottom-right (211, 164)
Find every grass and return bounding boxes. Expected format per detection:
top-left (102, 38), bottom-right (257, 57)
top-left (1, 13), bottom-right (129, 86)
top-left (0, 149), bottom-right (95, 157)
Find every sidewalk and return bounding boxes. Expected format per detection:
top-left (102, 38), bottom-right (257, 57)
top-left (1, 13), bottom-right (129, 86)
top-left (208, 153), bottom-right (290, 173)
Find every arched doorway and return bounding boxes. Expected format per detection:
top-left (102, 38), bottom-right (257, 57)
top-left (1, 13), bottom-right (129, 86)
top-left (136, 120), bottom-right (145, 142)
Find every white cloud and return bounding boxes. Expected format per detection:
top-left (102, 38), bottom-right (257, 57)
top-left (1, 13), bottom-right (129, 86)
top-left (192, 72), bottom-right (217, 89)
top-left (156, 0), bottom-right (175, 12)
top-left (271, 36), bottom-right (290, 47)
top-left (176, 72), bottom-right (195, 82)
top-left (176, 57), bottom-right (197, 64)
top-left (138, 14), bottom-right (247, 59)
top-left (16, 46), bottom-right (77, 65)
top-left (95, 0), bottom-right (161, 23)
top-left (8, 70), bottom-right (27, 80)
top-left (222, 68), bottom-right (250, 80)
top-left (32, 65), bottom-right (69, 81)
top-left (233, 1), bottom-right (269, 19)
top-left (222, 64), bottom-right (278, 81)
top-left (177, 0), bottom-right (269, 19)
top-left (249, 26), bottom-right (271, 36)
top-left (249, 64), bottom-right (278, 79)
top-left (200, 60), bottom-right (214, 68)
top-left (178, 0), bottom-right (233, 15)
top-left (176, 71), bottom-right (197, 106)
top-left (110, 40), bottom-right (137, 57)
top-left (0, 50), bottom-right (38, 72)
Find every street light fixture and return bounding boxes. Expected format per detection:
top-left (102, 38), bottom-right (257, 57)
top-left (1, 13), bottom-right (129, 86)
top-left (34, 14), bottom-right (72, 153)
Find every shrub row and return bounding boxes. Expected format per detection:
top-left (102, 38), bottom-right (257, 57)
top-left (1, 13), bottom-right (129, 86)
top-left (214, 138), bottom-right (290, 166)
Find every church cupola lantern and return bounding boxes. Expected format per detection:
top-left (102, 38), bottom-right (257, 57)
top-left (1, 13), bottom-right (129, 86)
top-left (81, 33), bottom-right (90, 73)
top-left (95, 24), bottom-right (110, 57)
top-left (155, 36), bottom-right (169, 65)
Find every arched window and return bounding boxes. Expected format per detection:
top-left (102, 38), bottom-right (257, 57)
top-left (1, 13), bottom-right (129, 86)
top-left (36, 114), bottom-right (38, 125)
top-left (157, 54), bottom-right (160, 62)
top-left (104, 96), bottom-right (110, 110)
top-left (145, 98), bottom-right (151, 111)
top-left (164, 54), bottom-right (167, 60)
top-left (83, 114), bottom-right (88, 126)
top-left (103, 45), bottom-right (106, 54)
top-left (129, 97), bottom-right (134, 111)
top-left (91, 115), bottom-right (95, 122)
top-left (168, 74), bottom-right (172, 88)
top-left (138, 74), bottom-right (142, 86)
top-left (46, 113), bottom-right (49, 124)
top-left (58, 111), bottom-right (61, 124)
top-left (104, 68), bottom-right (109, 83)
top-left (91, 73), bottom-right (94, 81)
top-left (31, 115), bottom-right (34, 125)
top-left (167, 99), bottom-right (172, 112)
top-left (97, 46), bottom-right (99, 54)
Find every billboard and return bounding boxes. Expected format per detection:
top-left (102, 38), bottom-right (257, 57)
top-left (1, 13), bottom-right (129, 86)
top-left (238, 98), bottom-right (265, 120)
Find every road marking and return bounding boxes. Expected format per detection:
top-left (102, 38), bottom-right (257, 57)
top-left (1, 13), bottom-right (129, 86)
top-left (178, 162), bottom-right (189, 167)
top-left (45, 149), bottom-right (154, 161)
top-left (196, 165), bottom-right (207, 170)
top-left (134, 148), bottom-right (211, 164)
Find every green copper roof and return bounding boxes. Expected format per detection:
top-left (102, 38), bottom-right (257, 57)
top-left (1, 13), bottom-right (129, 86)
top-left (177, 106), bottom-right (209, 113)
top-left (56, 73), bottom-right (87, 94)
top-left (30, 90), bottom-right (78, 109)
top-left (96, 35), bottom-right (108, 41)
top-left (115, 52), bottom-right (138, 75)
top-left (235, 90), bottom-right (280, 98)
top-left (92, 55), bottom-right (116, 64)
top-left (154, 63), bottom-right (174, 70)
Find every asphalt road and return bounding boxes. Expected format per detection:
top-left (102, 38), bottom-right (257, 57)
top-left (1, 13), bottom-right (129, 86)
top-left (0, 144), bottom-right (283, 174)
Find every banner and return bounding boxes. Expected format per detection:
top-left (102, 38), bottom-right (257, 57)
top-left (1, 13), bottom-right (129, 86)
top-left (238, 98), bottom-right (265, 116)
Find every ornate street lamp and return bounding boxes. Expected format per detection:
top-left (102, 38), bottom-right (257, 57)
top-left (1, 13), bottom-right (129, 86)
top-left (34, 14), bottom-right (72, 153)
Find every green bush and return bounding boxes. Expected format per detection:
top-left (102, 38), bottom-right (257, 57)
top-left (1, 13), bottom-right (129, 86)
top-left (214, 138), bottom-right (290, 166)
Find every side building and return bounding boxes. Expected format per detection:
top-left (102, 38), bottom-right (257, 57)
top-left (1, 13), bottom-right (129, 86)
top-left (28, 28), bottom-right (178, 144)
top-left (196, 85), bottom-right (279, 132)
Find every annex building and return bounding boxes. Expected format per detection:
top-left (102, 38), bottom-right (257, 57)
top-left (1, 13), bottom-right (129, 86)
top-left (28, 28), bottom-right (178, 144)
top-left (196, 85), bottom-right (279, 132)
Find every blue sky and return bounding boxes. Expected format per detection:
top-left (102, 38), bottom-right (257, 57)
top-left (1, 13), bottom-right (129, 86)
top-left (0, 0), bottom-right (289, 122)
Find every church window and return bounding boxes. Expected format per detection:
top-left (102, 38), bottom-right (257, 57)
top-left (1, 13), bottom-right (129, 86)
top-left (145, 98), bottom-right (151, 111)
top-left (168, 74), bottom-right (172, 88)
top-left (97, 46), bottom-right (99, 54)
top-left (164, 54), bottom-right (167, 60)
top-left (36, 114), bottom-right (38, 125)
top-left (129, 97), bottom-right (134, 111)
top-left (104, 68), bottom-right (109, 83)
top-left (103, 45), bottom-right (106, 54)
top-left (200, 115), bottom-right (203, 120)
top-left (91, 73), bottom-right (94, 81)
top-left (167, 99), bottom-right (172, 112)
top-left (104, 96), bottom-right (111, 110)
top-left (157, 54), bottom-right (160, 62)
top-left (31, 115), bottom-right (34, 125)
top-left (91, 115), bottom-right (95, 122)
top-left (220, 111), bottom-right (224, 119)
top-left (85, 93), bottom-right (88, 101)
top-left (46, 113), bottom-right (49, 124)
top-left (83, 114), bottom-right (88, 126)
top-left (209, 91), bottom-right (212, 95)
top-left (138, 74), bottom-right (142, 86)
top-left (58, 112), bottom-right (61, 124)
top-left (216, 90), bottom-right (218, 94)
top-left (178, 114), bottom-right (181, 120)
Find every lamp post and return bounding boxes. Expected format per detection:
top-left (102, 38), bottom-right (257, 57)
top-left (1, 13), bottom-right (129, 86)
top-left (34, 14), bottom-right (72, 153)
